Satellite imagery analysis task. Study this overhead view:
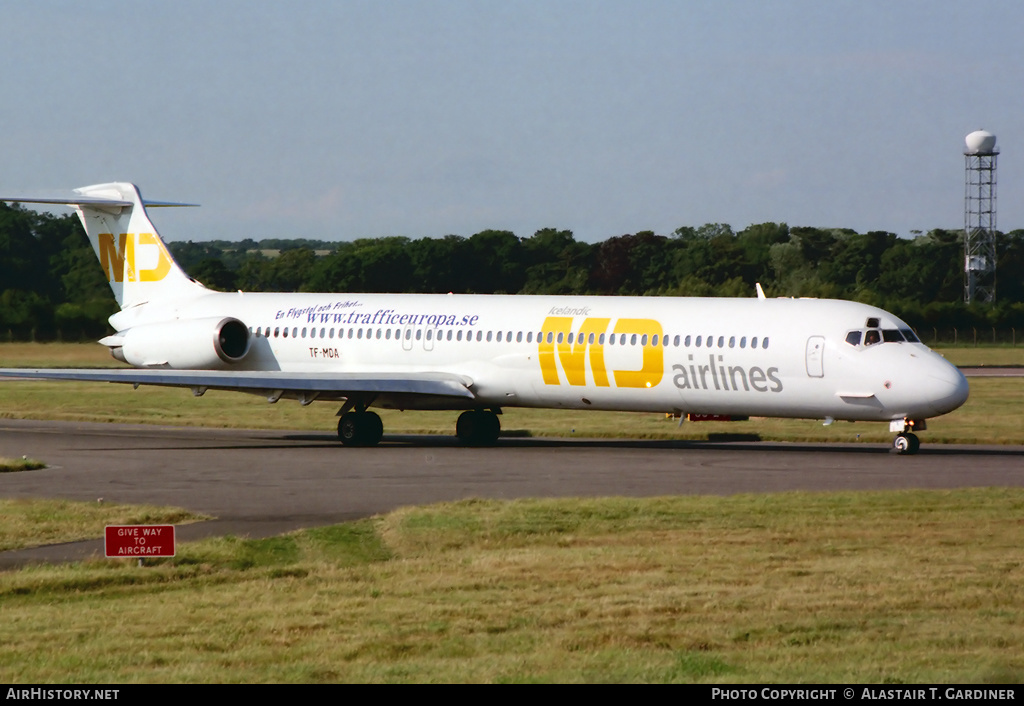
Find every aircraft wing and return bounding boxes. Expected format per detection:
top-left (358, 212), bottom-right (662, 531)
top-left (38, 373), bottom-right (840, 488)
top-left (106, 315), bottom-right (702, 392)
top-left (0, 368), bottom-right (476, 407)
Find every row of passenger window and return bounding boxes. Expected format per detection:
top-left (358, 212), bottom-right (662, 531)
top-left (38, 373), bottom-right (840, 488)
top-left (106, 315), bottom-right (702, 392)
top-left (250, 325), bottom-right (770, 350)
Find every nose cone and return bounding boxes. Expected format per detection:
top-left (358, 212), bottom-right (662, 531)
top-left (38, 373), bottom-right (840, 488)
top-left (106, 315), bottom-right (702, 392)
top-left (926, 358), bottom-right (970, 416)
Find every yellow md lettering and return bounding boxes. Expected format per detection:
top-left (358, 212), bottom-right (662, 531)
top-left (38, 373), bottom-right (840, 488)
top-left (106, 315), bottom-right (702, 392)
top-left (136, 233), bottom-right (173, 282)
top-left (538, 316), bottom-right (611, 386)
top-left (558, 318), bottom-right (610, 386)
top-left (98, 233), bottom-right (127, 283)
top-left (539, 317), bottom-right (572, 385)
top-left (612, 318), bottom-right (664, 388)
top-left (122, 233), bottom-right (172, 282)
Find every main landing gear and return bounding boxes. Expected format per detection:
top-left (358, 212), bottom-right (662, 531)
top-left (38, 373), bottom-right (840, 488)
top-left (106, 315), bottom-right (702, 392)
top-left (890, 418), bottom-right (925, 455)
top-left (456, 410), bottom-right (501, 446)
top-left (337, 411), bottom-right (383, 447)
top-left (336, 408), bottom-right (502, 447)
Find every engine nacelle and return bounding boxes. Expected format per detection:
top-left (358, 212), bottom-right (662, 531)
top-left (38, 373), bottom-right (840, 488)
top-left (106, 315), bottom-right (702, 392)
top-left (109, 317), bottom-right (251, 368)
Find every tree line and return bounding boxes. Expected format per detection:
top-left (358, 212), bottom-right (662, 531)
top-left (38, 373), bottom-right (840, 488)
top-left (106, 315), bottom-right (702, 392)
top-left (3, 201), bottom-right (1024, 341)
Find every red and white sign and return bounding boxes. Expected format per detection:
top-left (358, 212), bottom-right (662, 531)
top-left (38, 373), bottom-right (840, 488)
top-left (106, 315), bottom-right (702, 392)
top-left (105, 525), bottom-right (176, 558)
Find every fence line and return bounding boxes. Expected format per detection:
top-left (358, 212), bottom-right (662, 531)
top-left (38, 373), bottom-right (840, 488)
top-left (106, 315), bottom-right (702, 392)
top-left (929, 328), bottom-right (1017, 346)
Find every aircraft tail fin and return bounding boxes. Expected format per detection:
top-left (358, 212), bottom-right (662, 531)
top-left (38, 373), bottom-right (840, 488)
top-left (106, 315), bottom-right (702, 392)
top-left (1, 182), bottom-right (207, 309)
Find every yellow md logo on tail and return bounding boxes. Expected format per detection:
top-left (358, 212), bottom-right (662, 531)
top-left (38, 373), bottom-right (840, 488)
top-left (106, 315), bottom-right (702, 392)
top-left (539, 316), bottom-right (664, 388)
top-left (98, 233), bottom-right (173, 283)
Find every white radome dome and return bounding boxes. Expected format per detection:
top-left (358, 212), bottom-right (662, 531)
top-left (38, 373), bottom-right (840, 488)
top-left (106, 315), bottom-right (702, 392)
top-left (965, 130), bottom-right (997, 154)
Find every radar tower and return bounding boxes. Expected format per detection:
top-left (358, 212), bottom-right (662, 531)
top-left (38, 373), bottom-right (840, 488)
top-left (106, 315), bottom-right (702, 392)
top-left (964, 130), bottom-right (998, 304)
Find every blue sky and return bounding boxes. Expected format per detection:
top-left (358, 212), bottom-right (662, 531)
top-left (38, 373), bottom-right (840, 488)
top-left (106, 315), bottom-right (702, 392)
top-left (2, 1), bottom-right (1022, 243)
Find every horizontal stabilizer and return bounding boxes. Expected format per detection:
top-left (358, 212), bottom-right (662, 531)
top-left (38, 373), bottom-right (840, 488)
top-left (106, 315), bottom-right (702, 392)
top-left (0, 190), bottom-right (197, 208)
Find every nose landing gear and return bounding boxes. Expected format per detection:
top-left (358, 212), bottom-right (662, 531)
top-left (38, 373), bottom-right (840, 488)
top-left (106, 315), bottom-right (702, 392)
top-left (892, 432), bottom-right (920, 455)
top-left (890, 418), bottom-right (925, 455)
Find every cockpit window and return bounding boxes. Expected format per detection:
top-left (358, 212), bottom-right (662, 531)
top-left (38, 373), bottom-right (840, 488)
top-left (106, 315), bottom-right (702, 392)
top-left (850, 326), bottom-right (921, 347)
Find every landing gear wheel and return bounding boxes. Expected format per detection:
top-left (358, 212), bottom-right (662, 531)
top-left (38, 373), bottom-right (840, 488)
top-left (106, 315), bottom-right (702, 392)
top-left (456, 410), bottom-right (501, 446)
top-left (337, 411), bottom-right (384, 447)
top-left (892, 432), bottom-right (920, 455)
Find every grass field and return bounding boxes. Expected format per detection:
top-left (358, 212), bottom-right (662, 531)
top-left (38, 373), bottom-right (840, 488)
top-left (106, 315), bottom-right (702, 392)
top-left (1, 490), bottom-right (1022, 683)
top-left (1, 342), bottom-right (1022, 446)
top-left (0, 499), bottom-right (205, 552)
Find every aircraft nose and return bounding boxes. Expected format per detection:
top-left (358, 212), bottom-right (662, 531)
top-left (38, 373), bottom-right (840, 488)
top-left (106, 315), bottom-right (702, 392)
top-left (926, 359), bottom-right (970, 416)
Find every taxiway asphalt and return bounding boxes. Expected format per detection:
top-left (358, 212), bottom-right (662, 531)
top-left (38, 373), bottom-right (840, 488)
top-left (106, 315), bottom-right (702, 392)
top-left (2, 419), bottom-right (1022, 568)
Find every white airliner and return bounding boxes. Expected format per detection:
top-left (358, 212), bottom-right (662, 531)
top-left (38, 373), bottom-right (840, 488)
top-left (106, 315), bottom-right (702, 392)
top-left (0, 183), bottom-right (969, 454)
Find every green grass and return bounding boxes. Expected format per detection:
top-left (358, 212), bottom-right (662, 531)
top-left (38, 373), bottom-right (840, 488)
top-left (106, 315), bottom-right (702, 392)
top-left (1, 490), bottom-right (1022, 683)
top-left (933, 346), bottom-right (1024, 367)
top-left (0, 498), bottom-right (206, 552)
top-left (0, 456), bottom-right (45, 473)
